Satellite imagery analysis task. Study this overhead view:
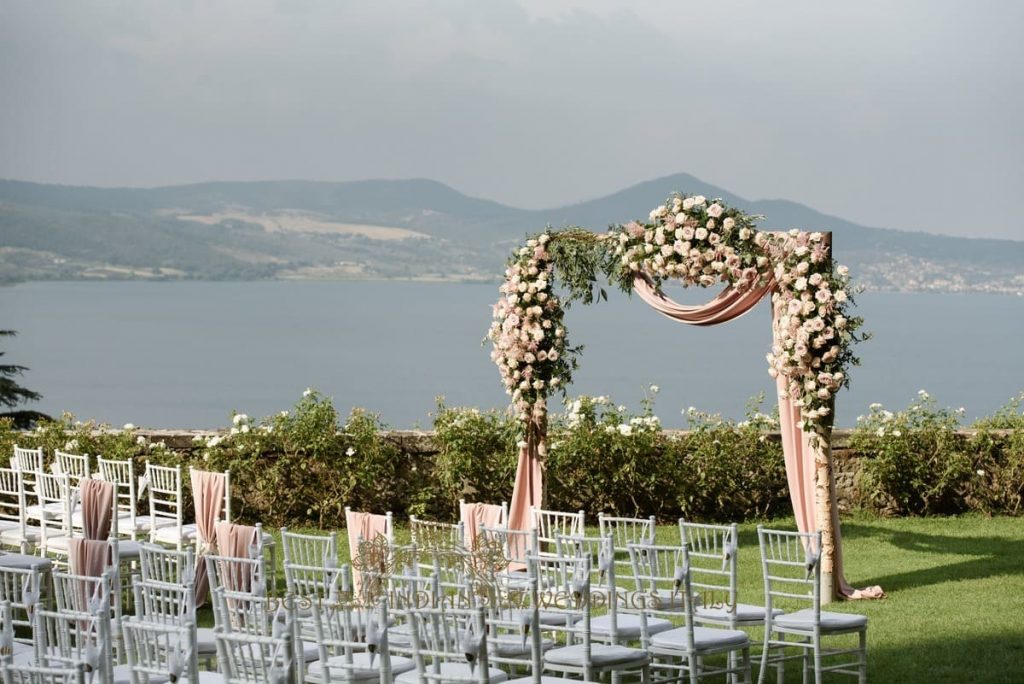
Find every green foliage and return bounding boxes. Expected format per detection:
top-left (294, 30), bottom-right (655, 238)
top-left (0, 330), bottom-right (41, 410)
top-left (673, 398), bottom-right (789, 521)
top-left (851, 391), bottom-right (1024, 516)
top-left (202, 391), bottom-right (408, 527)
top-left (428, 401), bottom-right (519, 517)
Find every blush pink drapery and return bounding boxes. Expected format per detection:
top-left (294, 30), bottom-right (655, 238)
top-left (507, 271), bottom-right (881, 600)
top-left (68, 479), bottom-right (115, 579)
top-left (345, 509), bottom-right (390, 596)
top-left (190, 468), bottom-right (227, 606)
top-left (635, 274), bottom-right (880, 599)
top-left (214, 521), bottom-right (260, 593)
top-left (507, 417), bottom-right (545, 563)
top-left (460, 502), bottom-right (507, 549)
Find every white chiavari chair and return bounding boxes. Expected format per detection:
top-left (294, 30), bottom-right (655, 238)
top-left (628, 542), bottom-right (751, 684)
top-left (396, 604), bottom-right (501, 684)
top-left (756, 527), bottom-right (867, 684)
top-left (528, 509), bottom-right (583, 558)
top-left (0, 468), bottom-right (38, 554)
top-left (306, 597), bottom-right (412, 684)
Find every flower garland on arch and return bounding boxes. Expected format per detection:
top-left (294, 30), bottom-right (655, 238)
top-left (488, 193), bottom-right (865, 443)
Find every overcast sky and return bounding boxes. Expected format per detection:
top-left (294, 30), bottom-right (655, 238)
top-left (1, 0), bottom-right (1022, 240)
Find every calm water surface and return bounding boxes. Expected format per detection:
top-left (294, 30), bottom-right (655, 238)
top-left (4, 281), bottom-right (1023, 429)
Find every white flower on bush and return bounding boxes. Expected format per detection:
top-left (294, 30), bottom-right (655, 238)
top-left (303, 388), bottom-right (314, 398)
top-left (123, 423), bottom-right (136, 431)
top-left (649, 384), bottom-right (659, 394)
top-left (617, 424), bottom-right (633, 436)
top-left (346, 447), bottom-right (356, 456)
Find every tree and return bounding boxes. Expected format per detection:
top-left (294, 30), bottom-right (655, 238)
top-left (0, 330), bottom-right (41, 409)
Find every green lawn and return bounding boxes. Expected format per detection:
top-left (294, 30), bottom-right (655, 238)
top-left (226, 515), bottom-right (1024, 682)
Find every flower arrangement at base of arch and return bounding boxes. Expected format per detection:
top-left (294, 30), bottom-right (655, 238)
top-left (488, 194), bottom-right (867, 444)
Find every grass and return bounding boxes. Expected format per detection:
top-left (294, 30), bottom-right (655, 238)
top-left (209, 514), bottom-right (1024, 682)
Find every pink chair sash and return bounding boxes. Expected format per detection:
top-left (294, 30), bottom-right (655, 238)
top-left (68, 538), bottom-right (110, 578)
top-left (214, 521), bottom-right (259, 593)
top-left (345, 509), bottom-right (389, 596)
top-left (190, 469), bottom-right (227, 605)
top-left (79, 479), bottom-right (114, 541)
top-left (460, 503), bottom-right (506, 549)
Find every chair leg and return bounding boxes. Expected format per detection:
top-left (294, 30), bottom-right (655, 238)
top-left (741, 646), bottom-right (752, 684)
top-left (813, 635), bottom-right (822, 684)
top-left (757, 629), bottom-right (770, 684)
top-left (687, 653), bottom-right (699, 684)
top-left (858, 629), bottom-right (868, 684)
top-left (801, 638), bottom-right (810, 684)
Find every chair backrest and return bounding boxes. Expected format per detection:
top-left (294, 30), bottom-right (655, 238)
top-left (205, 552), bottom-right (266, 598)
top-left (757, 527), bottom-right (822, 617)
top-left (407, 604), bottom-right (490, 684)
top-left (310, 596), bottom-right (392, 683)
top-left (32, 606), bottom-right (113, 683)
top-left (478, 525), bottom-right (538, 569)
top-left (627, 541), bottom-right (695, 618)
top-left (138, 543), bottom-right (196, 587)
top-left (53, 451), bottom-right (90, 484)
top-left (11, 445), bottom-right (44, 478)
top-left (51, 568), bottom-right (122, 629)
top-left (96, 457), bottom-right (138, 536)
top-left (0, 664), bottom-right (86, 684)
top-left (36, 471), bottom-right (74, 545)
top-left (215, 627), bottom-right (296, 684)
top-left (410, 516), bottom-right (465, 550)
top-left (679, 520), bottom-right (738, 620)
top-left (145, 462), bottom-right (184, 535)
top-left (0, 565), bottom-right (42, 636)
top-left (555, 534), bottom-right (614, 587)
top-left (281, 528), bottom-right (339, 600)
top-left (598, 514), bottom-right (655, 549)
top-left (529, 508), bottom-right (584, 555)
top-left (0, 467), bottom-right (29, 534)
top-left (131, 575), bottom-right (195, 626)
top-left (121, 618), bottom-right (199, 683)
top-left (211, 587), bottom-right (281, 635)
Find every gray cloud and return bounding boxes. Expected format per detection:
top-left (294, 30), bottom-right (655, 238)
top-left (1, 0), bottom-right (1021, 239)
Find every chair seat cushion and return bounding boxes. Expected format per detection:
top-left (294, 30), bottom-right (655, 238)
top-left (396, 662), bottom-right (507, 684)
top-left (0, 525), bottom-right (41, 543)
top-left (309, 652), bottom-right (415, 680)
top-left (0, 552), bottom-right (51, 570)
top-left (0, 521), bottom-right (20, 531)
top-left (490, 634), bottom-right (554, 656)
top-left (153, 523), bottom-right (198, 544)
top-left (591, 613), bottom-right (674, 639)
top-left (196, 626), bottom-right (219, 655)
top-left (507, 608), bottom-right (579, 626)
top-left (773, 609), bottom-right (867, 632)
top-left (115, 539), bottom-right (143, 559)
top-left (41, 534), bottom-right (74, 551)
top-left (651, 626), bottom-right (749, 653)
top-left (112, 667), bottom-right (222, 684)
top-left (25, 503), bottom-right (65, 520)
top-left (695, 602), bottom-right (782, 624)
top-left (507, 678), bottom-right (600, 684)
top-left (545, 644), bottom-right (650, 668)
top-left (132, 515), bottom-right (177, 533)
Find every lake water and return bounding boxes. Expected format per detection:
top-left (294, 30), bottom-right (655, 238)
top-left (4, 281), bottom-right (1023, 429)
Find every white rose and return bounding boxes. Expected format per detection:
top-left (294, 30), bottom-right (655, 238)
top-left (695, 227), bottom-right (708, 241)
top-left (682, 197), bottom-right (695, 210)
top-left (835, 290), bottom-right (848, 302)
top-left (706, 203), bottom-right (724, 218)
top-left (794, 277), bottom-right (808, 291)
top-left (693, 195), bottom-right (706, 205)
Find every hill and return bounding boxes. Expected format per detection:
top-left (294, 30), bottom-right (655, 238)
top-left (0, 176), bottom-right (1021, 293)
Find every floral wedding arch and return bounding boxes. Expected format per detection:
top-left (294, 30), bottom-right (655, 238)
top-left (488, 193), bottom-right (881, 600)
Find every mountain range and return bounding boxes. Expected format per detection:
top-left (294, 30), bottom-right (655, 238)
top-left (1, 174), bottom-right (1021, 293)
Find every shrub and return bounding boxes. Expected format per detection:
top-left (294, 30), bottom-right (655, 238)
top-left (852, 391), bottom-right (974, 515)
top-left (673, 398), bottom-right (789, 521)
top-left (429, 401), bottom-right (519, 517)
